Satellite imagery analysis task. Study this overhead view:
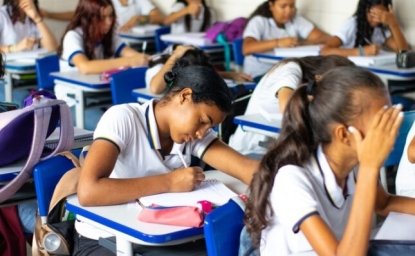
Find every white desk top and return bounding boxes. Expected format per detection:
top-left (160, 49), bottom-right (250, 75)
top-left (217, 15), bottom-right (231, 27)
top-left (132, 88), bottom-right (161, 103)
top-left (160, 32), bottom-right (227, 50)
top-left (66, 170), bottom-right (247, 245)
top-left (375, 212), bottom-right (415, 240)
top-left (50, 71), bottom-right (109, 89)
top-left (234, 113), bottom-right (282, 137)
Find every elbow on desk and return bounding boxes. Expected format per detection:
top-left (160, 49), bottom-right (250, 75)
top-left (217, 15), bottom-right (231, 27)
top-left (77, 187), bottom-right (97, 206)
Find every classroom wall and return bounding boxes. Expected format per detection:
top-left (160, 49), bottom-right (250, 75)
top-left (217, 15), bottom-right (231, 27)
top-left (1, 0), bottom-right (413, 48)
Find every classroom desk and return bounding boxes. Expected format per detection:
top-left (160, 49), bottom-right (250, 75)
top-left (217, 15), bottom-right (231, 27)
top-left (3, 49), bottom-right (50, 102)
top-left (118, 26), bottom-right (156, 54)
top-left (375, 212), bottom-right (415, 240)
top-left (66, 170), bottom-right (247, 256)
top-left (233, 113), bottom-right (282, 137)
top-left (50, 71), bottom-right (110, 129)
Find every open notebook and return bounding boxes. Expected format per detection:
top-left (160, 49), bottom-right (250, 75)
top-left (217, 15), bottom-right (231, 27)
top-left (348, 51), bottom-right (396, 67)
top-left (139, 179), bottom-right (237, 207)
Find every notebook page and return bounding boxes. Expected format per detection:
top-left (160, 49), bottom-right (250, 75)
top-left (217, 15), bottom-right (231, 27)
top-left (139, 179), bottom-right (237, 207)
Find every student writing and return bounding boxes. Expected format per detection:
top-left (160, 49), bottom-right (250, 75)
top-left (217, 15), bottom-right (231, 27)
top-left (244, 66), bottom-right (415, 255)
top-left (58, 0), bottom-right (148, 74)
top-left (74, 60), bottom-right (259, 254)
top-left (0, 0), bottom-right (58, 53)
top-left (229, 55), bottom-right (354, 156)
top-left (242, 0), bottom-right (329, 78)
top-left (321, 0), bottom-right (409, 57)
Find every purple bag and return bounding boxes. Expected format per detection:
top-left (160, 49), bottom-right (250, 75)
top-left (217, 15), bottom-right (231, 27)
top-left (205, 17), bottom-right (247, 43)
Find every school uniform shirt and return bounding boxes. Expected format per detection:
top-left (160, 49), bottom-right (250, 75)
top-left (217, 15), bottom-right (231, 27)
top-left (169, 2), bottom-right (215, 34)
top-left (0, 6), bottom-right (40, 46)
top-left (334, 16), bottom-right (391, 48)
top-left (395, 123), bottom-right (415, 197)
top-left (75, 99), bottom-right (218, 239)
top-left (112, 0), bottom-right (155, 28)
top-left (145, 63), bottom-right (163, 89)
top-left (242, 15), bottom-right (314, 78)
top-left (229, 61), bottom-right (301, 155)
top-left (59, 27), bottom-right (126, 71)
top-left (260, 145), bottom-right (356, 255)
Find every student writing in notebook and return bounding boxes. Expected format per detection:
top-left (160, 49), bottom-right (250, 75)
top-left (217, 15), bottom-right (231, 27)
top-left (321, 0), bottom-right (408, 57)
top-left (0, 0), bottom-right (58, 53)
top-left (163, 0), bottom-right (213, 34)
top-left (242, 66), bottom-right (415, 255)
top-left (58, 0), bottom-right (148, 74)
top-left (242, 0), bottom-right (329, 78)
top-left (229, 55), bottom-right (354, 156)
top-left (147, 45), bottom-right (252, 94)
top-left (75, 61), bottom-right (259, 254)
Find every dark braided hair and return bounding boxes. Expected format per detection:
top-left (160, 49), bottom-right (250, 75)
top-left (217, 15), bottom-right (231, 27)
top-left (353, 0), bottom-right (391, 47)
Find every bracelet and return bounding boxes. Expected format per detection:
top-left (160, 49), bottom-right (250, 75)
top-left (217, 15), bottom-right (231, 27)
top-left (358, 45), bottom-right (365, 56)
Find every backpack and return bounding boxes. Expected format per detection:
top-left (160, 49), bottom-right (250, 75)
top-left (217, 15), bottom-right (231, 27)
top-left (0, 97), bottom-right (73, 203)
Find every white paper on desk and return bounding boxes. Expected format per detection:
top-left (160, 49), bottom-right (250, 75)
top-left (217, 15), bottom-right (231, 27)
top-left (375, 212), bottom-right (415, 240)
top-left (139, 179), bottom-right (237, 207)
top-left (273, 45), bottom-right (321, 57)
top-left (161, 33), bottom-right (209, 47)
top-left (348, 51), bottom-right (396, 67)
top-left (131, 25), bottom-right (160, 35)
top-left (5, 48), bottom-right (49, 61)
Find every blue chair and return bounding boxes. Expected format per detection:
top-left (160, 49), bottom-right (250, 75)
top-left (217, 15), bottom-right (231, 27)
top-left (33, 154), bottom-right (77, 222)
top-left (154, 26), bottom-right (171, 53)
top-left (384, 111), bottom-right (415, 167)
top-left (232, 38), bottom-right (245, 68)
top-left (110, 66), bottom-right (147, 105)
top-left (35, 54), bottom-right (60, 91)
top-left (204, 198), bottom-right (245, 256)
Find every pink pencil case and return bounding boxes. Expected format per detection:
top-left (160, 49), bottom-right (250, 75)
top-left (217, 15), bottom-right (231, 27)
top-left (138, 204), bottom-right (204, 227)
top-left (100, 66), bottom-right (129, 82)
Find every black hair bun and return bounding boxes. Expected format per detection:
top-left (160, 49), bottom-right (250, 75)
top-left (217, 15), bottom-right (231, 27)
top-left (164, 71), bottom-right (177, 84)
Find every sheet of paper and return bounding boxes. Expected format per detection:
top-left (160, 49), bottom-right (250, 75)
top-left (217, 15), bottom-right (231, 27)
top-left (139, 179), bottom-right (237, 207)
top-left (348, 51), bottom-right (396, 67)
top-left (273, 45), bottom-right (322, 57)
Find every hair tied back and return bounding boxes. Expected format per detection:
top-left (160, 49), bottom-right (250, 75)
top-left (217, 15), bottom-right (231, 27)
top-left (164, 71), bottom-right (177, 89)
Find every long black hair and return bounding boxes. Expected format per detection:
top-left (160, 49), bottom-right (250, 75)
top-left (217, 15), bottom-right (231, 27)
top-left (177, 0), bottom-right (211, 32)
top-left (245, 66), bottom-right (388, 247)
top-left (353, 0), bottom-right (391, 47)
top-left (4, 0), bottom-right (40, 24)
top-left (161, 60), bottom-right (232, 113)
top-left (248, 0), bottom-right (277, 20)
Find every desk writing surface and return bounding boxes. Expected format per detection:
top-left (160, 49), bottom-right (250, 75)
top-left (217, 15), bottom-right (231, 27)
top-left (4, 48), bottom-right (49, 61)
top-left (50, 71), bottom-right (109, 89)
top-left (5, 58), bottom-right (36, 71)
top-left (273, 45), bottom-right (321, 58)
top-left (375, 212), bottom-right (415, 240)
top-left (234, 114), bottom-right (282, 134)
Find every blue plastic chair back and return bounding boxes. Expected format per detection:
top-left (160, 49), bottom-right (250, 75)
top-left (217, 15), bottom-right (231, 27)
top-left (385, 111), bottom-right (415, 167)
top-left (204, 198), bottom-right (245, 256)
top-left (33, 155), bottom-right (76, 218)
top-left (35, 54), bottom-right (60, 91)
top-left (110, 66), bottom-right (147, 105)
top-left (232, 38), bottom-right (244, 67)
top-left (154, 26), bottom-right (171, 53)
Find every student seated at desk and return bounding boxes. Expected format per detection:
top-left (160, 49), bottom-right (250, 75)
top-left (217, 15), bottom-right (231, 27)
top-left (242, 66), bottom-right (415, 256)
top-left (0, 0), bottom-right (58, 53)
top-left (111, 0), bottom-right (164, 32)
top-left (163, 0), bottom-right (214, 34)
top-left (321, 0), bottom-right (409, 57)
top-left (147, 45), bottom-right (252, 94)
top-left (58, 0), bottom-right (148, 74)
top-left (75, 63), bottom-right (259, 255)
top-left (242, 0), bottom-right (329, 78)
top-left (229, 55), bottom-right (354, 156)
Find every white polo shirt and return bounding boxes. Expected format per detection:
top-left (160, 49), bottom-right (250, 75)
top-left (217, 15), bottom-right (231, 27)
top-left (229, 61), bottom-right (301, 155)
top-left (396, 123), bottom-right (415, 197)
top-left (334, 16), bottom-right (391, 48)
top-left (0, 6), bottom-right (40, 45)
top-left (261, 145), bottom-right (356, 255)
top-left (112, 0), bottom-right (155, 27)
top-left (243, 15), bottom-right (314, 78)
top-left (59, 27), bottom-right (126, 71)
top-left (169, 2), bottom-right (214, 34)
top-left (75, 100), bottom-right (218, 239)
top-left (145, 63), bottom-right (162, 89)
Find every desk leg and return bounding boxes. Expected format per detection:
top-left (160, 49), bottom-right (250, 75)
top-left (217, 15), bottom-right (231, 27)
top-left (5, 73), bottom-right (13, 102)
top-left (54, 83), bottom-right (85, 129)
top-left (115, 236), bottom-right (133, 256)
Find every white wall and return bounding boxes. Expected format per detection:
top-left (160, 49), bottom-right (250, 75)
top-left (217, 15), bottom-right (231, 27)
top-left (2, 0), bottom-right (413, 47)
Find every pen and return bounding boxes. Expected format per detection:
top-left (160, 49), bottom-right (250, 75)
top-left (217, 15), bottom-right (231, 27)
top-left (176, 148), bottom-right (188, 168)
top-left (136, 199), bottom-right (144, 208)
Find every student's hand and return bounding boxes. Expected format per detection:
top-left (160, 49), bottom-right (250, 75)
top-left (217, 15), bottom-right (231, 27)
top-left (15, 37), bottom-right (38, 51)
top-left (349, 105), bottom-right (403, 170)
top-left (19, 0), bottom-right (42, 23)
top-left (227, 72), bottom-right (253, 82)
top-left (369, 5), bottom-right (398, 27)
top-left (187, 2), bottom-right (202, 17)
top-left (168, 166), bottom-right (206, 192)
top-left (127, 54), bottom-right (149, 67)
top-left (363, 44), bottom-right (380, 56)
top-left (119, 17), bottom-right (137, 32)
top-left (275, 37), bottom-right (298, 48)
top-left (171, 45), bottom-right (194, 60)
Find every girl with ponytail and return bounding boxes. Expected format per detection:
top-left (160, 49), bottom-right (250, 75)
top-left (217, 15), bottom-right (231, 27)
top-left (243, 66), bottom-right (415, 255)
